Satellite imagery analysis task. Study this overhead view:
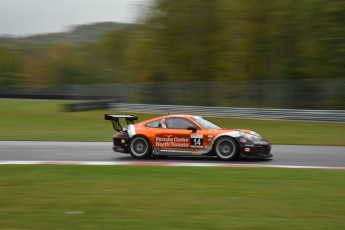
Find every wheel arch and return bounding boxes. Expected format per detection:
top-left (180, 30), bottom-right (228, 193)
top-left (209, 132), bottom-right (241, 157)
top-left (130, 133), bottom-right (151, 142)
top-left (129, 134), bottom-right (154, 150)
top-left (128, 134), bottom-right (153, 158)
top-left (211, 132), bottom-right (241, 148)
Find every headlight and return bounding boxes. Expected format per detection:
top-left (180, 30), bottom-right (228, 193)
top-left (240, 131), bottom-right (261, 140)
top-left (250, 131), bottom-right (261, 137)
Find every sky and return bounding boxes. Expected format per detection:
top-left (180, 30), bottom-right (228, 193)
top-left (0, 0), bottom-right (151, 36)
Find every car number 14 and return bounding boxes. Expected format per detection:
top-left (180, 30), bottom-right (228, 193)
top-left (191, 134), bottom-right (203, 147)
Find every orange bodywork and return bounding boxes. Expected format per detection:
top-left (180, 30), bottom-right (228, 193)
top-left (131, 115), bottom-right (233, 150)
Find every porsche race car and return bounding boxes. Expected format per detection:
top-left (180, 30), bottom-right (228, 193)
top-left (105, 114), bottom-right (272, 161)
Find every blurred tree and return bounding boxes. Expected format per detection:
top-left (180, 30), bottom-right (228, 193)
top-left (93, 27), bottom-right (134, 83)
top-left (2, 0), bottom-right (345, 86)
top-left (128, 0), bottom-right (221, 82)
top-left (20, 47), bottom-right (51, 87)
top-left (298, 0), bottom-right (345, 79)
top-left (127, 0), bottom-right (345, 82)
top-left (45, 44), bottom-right (94, 85)
top-left (0, 46), bottom-right (23, 85)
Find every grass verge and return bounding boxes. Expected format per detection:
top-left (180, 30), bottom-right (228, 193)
top-left (0, 165), bottom-right (344, 229)
top-left (0, 99), bottom-right (344, 145)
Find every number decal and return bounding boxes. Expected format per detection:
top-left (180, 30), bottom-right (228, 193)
top-left (192, 138), bottom-right (201, 146)
top-left (191, 134), bottom-right (203, 147)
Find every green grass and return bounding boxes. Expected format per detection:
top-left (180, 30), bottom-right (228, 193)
top-left (1, 100), bottom-right (344, 230)
top-left (0, 165), bottom-right (344, 229)
top-left (0, 99), bottom-right (344, 145)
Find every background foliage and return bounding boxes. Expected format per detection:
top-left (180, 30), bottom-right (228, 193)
top-left (1, 0), bottom-right (345, 108)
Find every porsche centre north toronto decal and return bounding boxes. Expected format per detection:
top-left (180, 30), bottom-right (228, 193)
top-left (155, 134), bottom-right (204, 148)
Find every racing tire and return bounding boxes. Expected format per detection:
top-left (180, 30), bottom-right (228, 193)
top-left (129, 136), bottom-right (152, 159)
top-left (213, 137), bottom-right (239, 161)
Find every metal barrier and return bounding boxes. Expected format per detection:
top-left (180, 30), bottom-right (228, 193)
top-left (109, 103), bottom-right (345, 123)
top-left (2, 79), bottom-right (345, 109)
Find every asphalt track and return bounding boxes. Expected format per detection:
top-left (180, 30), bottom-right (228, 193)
top-left (0, 141), bottom-right (345, 168)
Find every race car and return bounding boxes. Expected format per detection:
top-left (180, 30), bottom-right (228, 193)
top-left (104, 114), bottom-right (272, 161)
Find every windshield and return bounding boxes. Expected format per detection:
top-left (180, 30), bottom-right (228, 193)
top-left (192, 116), bottom-right (221, 130)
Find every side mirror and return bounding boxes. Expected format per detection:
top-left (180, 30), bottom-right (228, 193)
top-left (187, 126), bottom-right (197, 133)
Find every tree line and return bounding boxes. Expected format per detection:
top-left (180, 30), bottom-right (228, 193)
top-left (1, 0), bottom-right (345, 87)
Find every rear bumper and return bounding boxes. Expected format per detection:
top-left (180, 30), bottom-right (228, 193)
top-left (112, 136), bottom-right (130, 153)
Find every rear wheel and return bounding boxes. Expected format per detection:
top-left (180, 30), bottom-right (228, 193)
top-left (213, 137), bottom-right (239, 161)
top-left (129, 136), bottom-right (152, 159)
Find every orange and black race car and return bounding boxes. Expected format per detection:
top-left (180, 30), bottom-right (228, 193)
top-left (105, 114), bottom-right (272, 161)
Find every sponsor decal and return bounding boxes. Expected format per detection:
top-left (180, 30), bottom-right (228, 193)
top-left (240, 138), bottom-right (247, 143)
top-left (155, 135), bottom-right (189, 148)
top-left (155, 134), bottom-right (204, 148)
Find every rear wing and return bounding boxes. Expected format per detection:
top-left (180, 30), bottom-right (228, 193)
top-left (104, 114), bottom-right (138, 131)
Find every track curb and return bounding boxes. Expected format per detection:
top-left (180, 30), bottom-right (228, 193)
top-left (0, 161), bottom-right (344, 170)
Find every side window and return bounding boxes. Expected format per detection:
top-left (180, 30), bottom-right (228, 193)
top-left (166, 118), bottom-right (198, 129)
top-left (146, 119), bottom-right (166, 128)
top-left (146, 120), bottom-right (160, 128)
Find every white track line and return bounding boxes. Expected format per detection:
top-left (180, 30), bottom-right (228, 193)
top-left (0, 161), bottom-right (344, 170)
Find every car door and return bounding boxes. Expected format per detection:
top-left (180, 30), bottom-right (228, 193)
top-left (154, 117), bottom-right (205, 150)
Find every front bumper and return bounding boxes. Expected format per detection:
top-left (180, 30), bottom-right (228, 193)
top-left (239, 142), bottom-right (273, 159)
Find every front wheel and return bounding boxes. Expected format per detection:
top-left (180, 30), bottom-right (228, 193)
top-left (129, 136), bottom-right (152, 159)
top-left (213, 137), bottom-right (239, 161)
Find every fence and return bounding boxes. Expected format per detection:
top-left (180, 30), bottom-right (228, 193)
top-left (1, 79), bottom-right (344, 109)
top-left (109, 103), bottom-right (345, 123)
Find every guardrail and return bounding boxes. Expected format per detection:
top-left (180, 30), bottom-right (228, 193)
top-left (109, 103), bottom-right (345, 123)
